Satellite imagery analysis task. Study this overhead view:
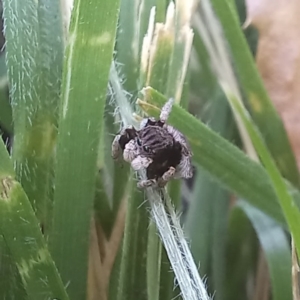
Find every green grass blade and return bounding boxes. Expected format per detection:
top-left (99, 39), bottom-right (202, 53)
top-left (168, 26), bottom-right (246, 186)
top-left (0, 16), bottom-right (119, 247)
top-left (3, 0), bottom-right (64, 230)
top-left (0, 235), bottom-right (27, 299)
top-left (236, 200), bottom-right (292, 300)
top-left (49, 0), bottom-right (121, 299)
top-left (0, 139), bottom-right (68, 300)
top-left (147, 222), bottom-right (161, 300)
top-left (116, 0), bottom-right (139, 92)
top-left (229, 92), bottom-right (300, 261)
top-left (0, 140), bottom-right (13, 177)
top-left (0, 178), bottom-right (69, 300)
top-left (0, 54), bottom-right (11, 133)
top-left (139, 87), bottom-right (285, 224)
top-left (117, 187), bottom-right (150, 300)
top-left (185, 96), bottom-right (232, 299)
top-left (225, 207), bottom-right (258, 300)
top-left (209, 0), bottom-right (300, 187)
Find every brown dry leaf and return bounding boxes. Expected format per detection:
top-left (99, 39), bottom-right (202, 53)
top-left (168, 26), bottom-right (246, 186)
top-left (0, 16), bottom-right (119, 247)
top-left (245, 0), bottom-right (300, 169)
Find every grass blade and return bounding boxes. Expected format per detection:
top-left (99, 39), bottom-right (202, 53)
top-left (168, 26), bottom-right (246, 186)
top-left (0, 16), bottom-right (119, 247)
top-left (0, 236), bottom-right (27, 299)
top-left (0, 138), bottom-right (68, 300)
top-left (117, 187), bottom-right (150, 300)
top-left (209, 0), bottom-right (300, 187)
top-left (49, 0), bottom-right (121, 298)
top-left (138, 87), bottom-right (285, 224)
top-left (3, 0), bottom-right (64, 231)
top-left (229, 92), bottom-right (300, 262)
top-left (236, 200), bottom-right (292, 300)
top-left (0, 178), bottom-right (69, 300)
top-left (0, 54), bottom-right (11, 133)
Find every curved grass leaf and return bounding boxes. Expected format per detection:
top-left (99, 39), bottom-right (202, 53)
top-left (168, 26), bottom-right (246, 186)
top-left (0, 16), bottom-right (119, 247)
top-left (236, 200), bottom-right (292, 300)
top-left (209, 0), bottom-right (300, 187)
top-left (0, 139), bottom-right (68, 300)
top-left (138, 87), bottom-right (285, 224)
top-left (229, 92), bottom-right (300, 267)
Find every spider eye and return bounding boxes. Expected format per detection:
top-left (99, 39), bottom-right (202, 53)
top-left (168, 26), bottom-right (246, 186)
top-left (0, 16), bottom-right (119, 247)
top-left (137, 138), bottom-right (142, 146)
top-left (143, 145), bottom-right (150, 152)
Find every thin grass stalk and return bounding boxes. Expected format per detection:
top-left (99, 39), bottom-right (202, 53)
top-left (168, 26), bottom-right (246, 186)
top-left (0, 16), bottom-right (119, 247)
top-left (110, 61), bottom-right (210, 300)
top-left (150, 189), bottom-right (211, 300)
top-left (49, 0), bottom-right (121, 298)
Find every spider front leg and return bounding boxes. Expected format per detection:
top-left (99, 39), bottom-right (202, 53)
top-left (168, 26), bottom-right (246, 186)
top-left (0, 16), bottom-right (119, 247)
top-left (160, 98), bottom-right (174, 123)
top-left (157, 166), bottom-right (176, 187)
top-left (174, 155), bottom-right (193, 179)
top-left (137, 179), bottom-right (157, 189)
top-left (111, 126), bottom-right (138, 160)
top-left (111, 134), bottom-right (122, 160)
top-left (123, 140), bottom-right (139, 163)
top-left (131, 156), bottom-right (153, 170)
top-left (137, 166), bottom-right (176, 189)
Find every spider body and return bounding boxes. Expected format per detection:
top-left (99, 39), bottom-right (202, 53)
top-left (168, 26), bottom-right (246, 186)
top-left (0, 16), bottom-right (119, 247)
top-left (112, 99), bottom-right (193, 188)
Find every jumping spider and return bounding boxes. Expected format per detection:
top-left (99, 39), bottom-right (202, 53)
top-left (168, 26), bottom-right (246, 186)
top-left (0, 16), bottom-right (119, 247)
top-left (111, 98), bottom-right (193, 188)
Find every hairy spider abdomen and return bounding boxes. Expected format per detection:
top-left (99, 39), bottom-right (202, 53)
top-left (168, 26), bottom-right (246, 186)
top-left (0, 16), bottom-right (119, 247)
top-left (146, 142), bottom-right (182, 179)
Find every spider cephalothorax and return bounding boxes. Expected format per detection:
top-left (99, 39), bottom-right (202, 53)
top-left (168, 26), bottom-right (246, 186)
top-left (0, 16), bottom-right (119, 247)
top-left (111, 98), bottom-right (193, 188)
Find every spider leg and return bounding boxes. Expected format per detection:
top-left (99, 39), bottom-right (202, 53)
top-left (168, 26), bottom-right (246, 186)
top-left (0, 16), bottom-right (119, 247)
top-left (111, 134), bottom-right (122, 160)
top-left (137, 179), bottom-right (156, 189)
top-left (174, 155), bottom-right (193, 179)
top-left (165, 125), bottom-right (191, 155)
top-left (131, 156), bottom-right (153, 171)
top-left (123, 140), bottom-right (139, 163)
top-left (137, 166), bottom-right (176, 189)
top-left (157, 166), bottom-right (176, 187)
top-left (164, 124), bottom-right (193, 179)
top-left (111, 126), bottom-right (138, 160)
top-left (160, 98), bottom-right (174, 123)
